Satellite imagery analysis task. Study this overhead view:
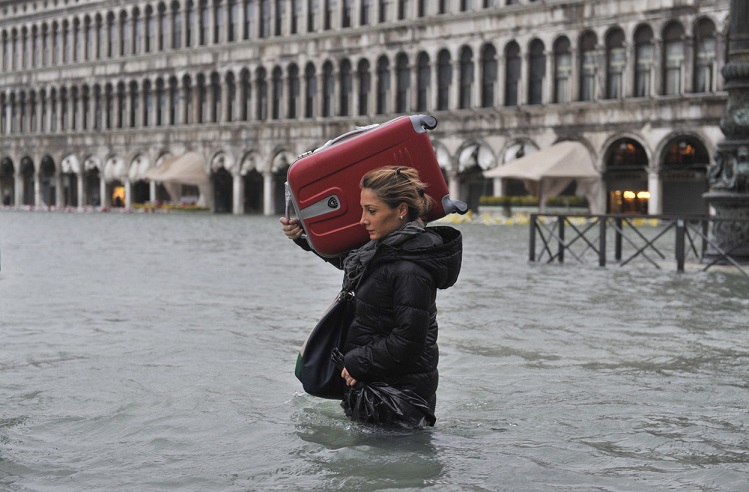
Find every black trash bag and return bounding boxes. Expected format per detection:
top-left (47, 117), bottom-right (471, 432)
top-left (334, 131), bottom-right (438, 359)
top-left (331, 348), bottom-right (436, 428)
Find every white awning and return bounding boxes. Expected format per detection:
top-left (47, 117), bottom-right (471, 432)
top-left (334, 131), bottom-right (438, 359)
top-left (483, 141), bottom-right (606, 214)
top-left (144, 151), bottom-right (209, 186)
top-left (483, 141), bottom-right (599, 180)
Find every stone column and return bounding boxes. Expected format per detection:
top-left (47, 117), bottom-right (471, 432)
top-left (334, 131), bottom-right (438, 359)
top-left (704, 0), bottom-right (749, 262)
top-left (263, 171), bottom-right (273, 215)
top-left (77, 173), bottom-right (85, 209)
top-left (647, 170), bottom-right (661, 215)
top-left (233, 173), bottom-right (244, 215)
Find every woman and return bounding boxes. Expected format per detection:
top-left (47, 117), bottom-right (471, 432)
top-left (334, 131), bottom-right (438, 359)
top-left (281, 166), bottom-right (462, 425)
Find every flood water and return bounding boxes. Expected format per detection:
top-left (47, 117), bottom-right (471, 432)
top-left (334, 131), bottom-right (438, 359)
top-left (1, 210), bottom-right (748, 491)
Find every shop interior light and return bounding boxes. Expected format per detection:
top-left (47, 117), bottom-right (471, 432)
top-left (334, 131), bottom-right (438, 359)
top-left (637, 191), bottom-right (651, 199)
top-left (622, 190), bottom-right (636, 199)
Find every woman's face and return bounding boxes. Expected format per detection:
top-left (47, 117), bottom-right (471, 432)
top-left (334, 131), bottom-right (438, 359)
top-left (360, 188), bottom-right (406, 241)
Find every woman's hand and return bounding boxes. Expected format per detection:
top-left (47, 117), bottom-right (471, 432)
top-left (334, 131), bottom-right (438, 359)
top-left (341, 367), bottom-right (357, 387)
top-left (279, 217), bottom-right (304, 240)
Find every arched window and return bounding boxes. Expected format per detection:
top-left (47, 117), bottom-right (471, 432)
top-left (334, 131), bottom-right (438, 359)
top-left (186, 1), bottom-right (195, 47)
top-left (211, 72), bottom-right (221, 122)
top-left (339, 59), bottom-right (352, 116)
top-left (32, 26), bottom-right (40, 67)
top-left (83, 17), bottom-right (93, 60)
top-left (19, 92), bottom-right (26, 132)
top-left (200, 0), bottom-right (209, 46)
top-left (80, 86), bottom-right (88, 130)
top-left (275, 0), bottom-right (282, 36)
top-left (71, 20), bottom-right (79, 62)
top-left (60, 88), bottom-right (68, 131)
top-left (62, 21), bottom-right (70, 63)
top-left (245, 0), bottom-right (256, 39)
top-left (240, 68), bottom-right (251, 120)
top-left (480, 44), bottom-right (497, 108)
top-left (159, 4), bottom-right (168, 50)
top-left (170, 77), bottom-right (179, 125)
top-left (172, 2), bottom-right (182, 49)
top-left (93, 85), bottom-right (102, 130)
top-left (226, 72), bottom-right (236, 122)
top-left (54, 22), bottom-right (63, 63)
top-left (197, 75), bottom-right (206, 123)
top-left (361, 0), bottom-right (372, 25)
top-left (606, 28), bottom-right (625, 99)
top-left (398, 0), bottom-right (410, 20)
top-left (528, 39), bottom-right (545, 105)
top-left (229, 0), bottom-right (239, 41)
top-left (376, 56), bottom-right (390, 115)
top-left (324, 0), bottom-right (334, 30)
top-left (142, 80), bottom-right (151, 126)
top-left (663, 22), bottom-right (685, 95)
top-left (342, 0), bottom-right (354, 28)
top-left (42, 24), bottom-right (51, 65)
top-left (156, 78), bottom-right (166, 126)
top-left (288, 64), bottom-right (300, 118)
top-left (145, 6), bottom-right (154, 52)
top-left (416, 52), bottom-right (430, 112)
top-left (133, 9), bottom-right (142, 54)
top-left (214, 0), bottom-right (224, 44)
top-left (378, 0), bottom-right (388, 23)
top-left (104, 85), bottom-right (112, 130)
top-left (39, 89), bottom-right (47, 132)
top-left (437, 49), bottom-right (451, 110)
top-left (553, 36), bottom-right (571, 103)
top-left (396, 53), bottom-right (410, 113)
top-left (459, 46), bottom-right (473, 109)
top-left (51, 89), bottom-right (59, 132)
top-left (694, 18), bottom-right (717, 93)
top-left (183, 75), bottom-right (193, 123)
top-left (307, 0), bottom-right (319, 32)
top-left (106, 14), bottom-right (115, 58)
top-left (504, 41), bottom-right (520, 106)
top-left (579, 31), bottom-right (597, 101)
top-left (634, 25), bottom-right (654, 97)
top-left (256, 67), bottom-right (268, 120)
top-left (305, 63), bottom-right (316, 118)
top-left (1, 31), bottom-right (7, 71)
top-left (357, 59), bottom-right (370, 116)
top-left (260, 0), bottom-right (271, 38)
top-left (291, 0), bottom-right (302, 34)
top-left (272, 66), bottom-right (283, 119)
top-left (94, 16), bottom-right (103, 59)
top-left (129, 82), bottom-right (138, 128)
top-left (119, 12), bottom-right (129, 57)
top-left (114, 82), bottom-right (127, 128)
top-left (322, 61), bottom-right (334, 117)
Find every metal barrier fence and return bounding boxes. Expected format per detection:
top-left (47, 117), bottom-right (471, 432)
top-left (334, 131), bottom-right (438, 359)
top-left (529, 214), bottom-right (749, 277)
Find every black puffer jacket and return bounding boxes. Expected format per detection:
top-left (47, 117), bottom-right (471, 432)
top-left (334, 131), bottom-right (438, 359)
top-left (340, 226), bottom-right (462, 403)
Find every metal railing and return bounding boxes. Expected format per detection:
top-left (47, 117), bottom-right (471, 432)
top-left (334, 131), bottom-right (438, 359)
top-left (529, 214), bottom-right (749, 277)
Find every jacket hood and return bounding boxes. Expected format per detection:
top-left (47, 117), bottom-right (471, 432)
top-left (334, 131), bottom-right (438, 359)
top-left (375, 225), bottom-right (462, 289)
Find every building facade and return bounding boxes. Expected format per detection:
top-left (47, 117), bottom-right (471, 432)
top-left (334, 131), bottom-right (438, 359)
top-left (0, 0), bottom-right (730, 215)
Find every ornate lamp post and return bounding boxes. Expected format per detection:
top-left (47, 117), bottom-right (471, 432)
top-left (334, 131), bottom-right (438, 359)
top-left (705, 0), bottom-right (749, 262)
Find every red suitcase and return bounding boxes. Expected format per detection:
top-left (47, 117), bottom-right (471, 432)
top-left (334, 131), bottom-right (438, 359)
top-left (285, 114), bottom-right (467, 257)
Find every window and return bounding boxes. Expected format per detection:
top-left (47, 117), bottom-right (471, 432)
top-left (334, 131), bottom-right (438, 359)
top-left (416, 52), bottom-right (430, 112)
top-left (694, 19), bottom-right (717, 93)
top-left (129, 82), bottom-right (137, 128)
top-left (170, 77), bottom-right (179, 124)
top-left (304, 63), bottom-right (316, 117)
top-left (133, 9), bottom-right (142, 54)
top-left (323, 61), bottom-right (334, 117)
top-left (459, 47), bottom-right (473, 109)
top-left (119, 13), bottom-right (128, 57)
top-left (288, 64), bottom-right (300, 118)
top-left (142, 81), bottom-right (150, 126)
top-left (200, 0), bottom-right (209, 45)
top-left (215, 0), bottom-right (225, 44)
top-left (396, 53), bottom-right (410, 113)
top-left (173, 2), bottom-right (182, 49)
top-left (275, 0), bottom-right (284, 36)
top-left (256, 67), bottom-right (267, 120)
top-left (504, 41), bottom-right (520, 106)
top-left (553, 37), bottom-right (571, 103)
top-left (437, 49), bottom-right (451, 110)
top-left (606, 28), bottom-right (625, 99)
top-left (156, 79), bottom-right (166, 126)
top-left (480, 44), bottom-right (497, 108)
top-left (196, 75), bottom-right (205, 123)
top-left (291, 0), bottom-right (301, 34)
top-left (272, 66), bottom-right (283, 119)
top-left (260, 0), bottom-right (271, 37)
top-left (106, 15), bottom-right (115, 58)
top-left (376, 56), bottom-right (390, 114)
top-left (324, 0), bottom-right (333, 30)
top-left (398, 0), bottom-right (410, 19)
top-left (379, 0), bottom-right (388, 23)
top-left (245, 0), bottom-right (255, 39)
top-left (361, 0), bottom-right (371, 25)
top-left (634, 25), bottom-right (654, 97)
top-left (357, 59), bottom-right (370, 115)
top-left (339, 59), bottom-right (352, 116)
top-left (211, 72), bottom-right (221, 122)
top-left (62, 21), bottom-right (69, 63)
top-left (183, 75), bottom-right (193, 123)
top-left (579, 31), bottom-right (597, 101)
top-left (71, 20), bottom-right (78, 62)
top-left (240, 69), bottom-right (251, 120)
top-left (186, 2), bottom-right (194, 47)
top-left (229, 0), bottom-right (238, 41)
top-left (342, 0), bottom-right (354, 28)
top-left (663, 22), bottom-right (685, 95)
top-left (93, 85), bottom-right (102, 130)
top-left (226, 72), bottom-right (235, 121)
top-left (307, 0), bottom-right (319, 32)
top-left (528, 39), bottom-right (545, 105)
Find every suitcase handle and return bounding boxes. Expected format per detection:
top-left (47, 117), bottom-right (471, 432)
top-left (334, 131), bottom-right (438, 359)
top-left (316, 124), bottom-right (379, 152)
top-left (284, 181), bottom-right (308, 239)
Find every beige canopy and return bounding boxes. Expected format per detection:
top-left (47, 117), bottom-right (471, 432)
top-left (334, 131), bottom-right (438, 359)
top-left (144, 151), bottom-right (211, 206)
top-left (483, 141), bottom-right (605, 214)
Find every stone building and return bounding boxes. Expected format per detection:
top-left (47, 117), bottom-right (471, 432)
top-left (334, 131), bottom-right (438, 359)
top-left (0, 0), bottom-right (730, 215)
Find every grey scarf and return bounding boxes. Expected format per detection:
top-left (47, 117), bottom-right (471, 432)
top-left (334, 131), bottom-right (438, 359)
top-left (342, 220), bottom-right (425, 291)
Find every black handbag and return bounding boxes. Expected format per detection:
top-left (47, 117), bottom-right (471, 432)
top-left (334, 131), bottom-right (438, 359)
top-left (295, 290), bottom-right (354, 399)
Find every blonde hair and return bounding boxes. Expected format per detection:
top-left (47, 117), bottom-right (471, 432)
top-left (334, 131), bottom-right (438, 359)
top-left (360, 166), bottom-right (432, 221)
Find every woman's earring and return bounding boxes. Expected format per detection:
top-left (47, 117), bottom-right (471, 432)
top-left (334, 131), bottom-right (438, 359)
top-left (400, 216), bottom-right (404, 220)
